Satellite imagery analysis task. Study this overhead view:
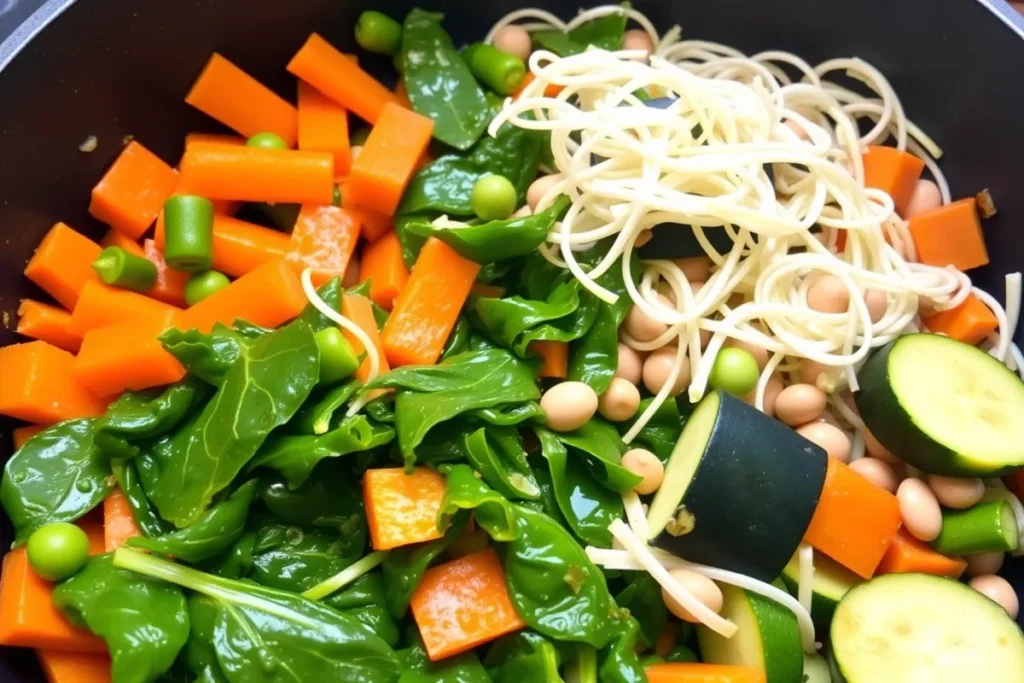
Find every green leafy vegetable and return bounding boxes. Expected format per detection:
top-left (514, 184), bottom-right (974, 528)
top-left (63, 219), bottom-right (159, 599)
top-left (398, 632), bottom-right (492, 682)
top-left (160, 325), bottom-right (246, 385)
top-left (111, 458), bottom-right (170, 537)
top-left (442, 316), bottom-right (473, 360)
top-left (531, 31), bottom-right (587, 57)
top-left (259, 462), bottom-right (366, 537)
top-left (553, 420), bottom-right (642, 494)
top-left (324, 573), bottom-right (401, 648)
top-left (619, 397), bottom-right (684, 463)
top-left (567, 6), bottom-right (628, 51)
top-left (485, 631), bottom-right (565, 682)
top-left (597, 616), bottom-right (646, 683)
top-left (615, 574), bottom-right (667, 648)
top-left (248, 523), bottom-right (365, 594)
top-left (382, 512), bottom-right (470, 618)
top-left (207, 530), bottom-right (255, 580)
top-left (297, 277), bottom-right (342, 332)
top-left (464, 427), bottom-right (540, 500)
top-left (439, 464), bottom-right (519, 541)
top-left (290, 380), bottom-right (361, 435)
top-left (94, 378), bottom-right (208, 460)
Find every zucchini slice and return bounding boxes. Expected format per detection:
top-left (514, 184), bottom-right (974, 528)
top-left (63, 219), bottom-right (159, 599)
top-left (697, 584), bottom-right (804, 683)
top-left (855, 334), bottom-right (1024, 476)
top-left (832, 573), bottom-right (1024, 683)
top-left (780, 551), bottom-right (861, 625)
top-left (646, 390), bottom-right (828, 581)
top-left (803, 653), bottom-right (831, 683)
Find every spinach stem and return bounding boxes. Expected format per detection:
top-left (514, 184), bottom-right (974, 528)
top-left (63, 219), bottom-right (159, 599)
top-left (302, 551), bottom-right (386, 601)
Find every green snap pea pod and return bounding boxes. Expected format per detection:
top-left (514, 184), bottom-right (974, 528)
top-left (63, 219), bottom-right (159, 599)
top-left (933, 500), bottom-right (1019, 555)
top-left (163, 195), bottom-right (215, 272)
top-left (462, 42), bottom-right (526, 95)
top-left (91, 246), bottom-right (158, 292)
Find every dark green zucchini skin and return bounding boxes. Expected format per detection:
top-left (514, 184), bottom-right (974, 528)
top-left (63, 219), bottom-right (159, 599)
top-left (651, 391), bottom-right (828, 582)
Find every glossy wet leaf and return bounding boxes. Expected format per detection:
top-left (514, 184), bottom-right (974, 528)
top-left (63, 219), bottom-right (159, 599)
top-left (439, 464), bottom-right (519, 541)
top-left (441, 316), bottom-right (473, 360)
top-left (597, 616), bottom-right (646, 683)
top-left (290, 380), bottom-right (361, 435)
top-left (248, 523), bottom-right (365, 594)
top-left (94, 378), bottom-right (208, 460)
top-left (297, 278), bottom-right (342, 332)
top-left (207, 530), bottom-right (255, 580)
top-left (567, 6), bottom-right (628, 51)
top-left (553, 419), bottom-right (642, 494)
top-left (484, 630), bottom-right (564, 682)
top-left (615, 574), bottom-right (667, 648)
top-left (111, 457), bottom-right (170, 537)
top-left (382, 511), bottom-right (470, 618)
top-left (398, 633), bottom-right (491, 682)
top-left (259, 462), bottom-right (366, 538)
top-left (618, 397), bottom-right (684, 464)
top-left (464, 427), bottom-right (540, 500)
top-left (160, 325), bottom-right (246, 386)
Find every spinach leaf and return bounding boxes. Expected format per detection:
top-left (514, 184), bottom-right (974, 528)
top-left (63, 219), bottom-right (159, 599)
top-left (95, 379), bottom-right (208, 460)
top-left (401, 9), bottom-right (490, 150)
top-left (160, 325), bottom-right (245, 385)
top-left (382, 512), bottom-right (470, 618)
top-left (553, 420), bottom-right (642, 494)
top-left (441, 316), bottom-right (472, 360)
top-left (126, 481), bottom-right (259, 563)
top-left (504, 505), bottom-right (616, 648)
top-left (183, 594), bottom-right (229, 682)
top-left (484, 631), bottom-right (564, 683)
top-left (597, 616), bottom-right (646, 683)
top-left (207, 530), bottom-right (255, 580)
top-left (111, 458), bottom-right (170, 537)
top-left (395, 215), bottom-right (430, 269)
top-left (398, 633), bottom-right (491, 682)
top-left (297, 278), bottom-right (342, 332)
top-left (439, 464), bottom-right (519, 541)
top-left (405, 196), bottom-right (571, 265)
top-left (368, 348), bottom-right (540, 469)
top-left (248, 414), bottom-right (393, 488)
top-left (567, 6), bottom-right (628, 51)
top-left (618, 397), bottom-right (683, 464)
top-left (325, 573), bottom-right (401, 648)
top-left (531, 30), bottom-right (586, 57)
top-left (259, 462), bottom-right (366, 538)
top-left (464, 427), bottom-right (540, 500)
top-left (53, 554), bottom-right (189, 683)
top-left (140, 320), bottom-right (320, 527)
top-left (0, 419), bottom-right (111, 543)
top-left (248, 523), bottom-right (364, 593)
top-left (615, 574), bottom-right (667, 648)
top-left (290, 380), bottom-right (361, 435)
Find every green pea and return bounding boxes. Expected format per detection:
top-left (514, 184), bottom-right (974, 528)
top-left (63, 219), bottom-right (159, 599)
top-left (470, 175), bottom-right (517, 221)
top-left (245, 132), bottom-right (288, 150)
top-left (355, 11), bottom-right (403, 56)
top-left (708, 347), bottom-right (760, 397)
top-left (315, 327), bottom-right (360, 385)
top-left (26, 522), bottom-right (90, 582)
top-left (185, 270), bottom-right (231, 306)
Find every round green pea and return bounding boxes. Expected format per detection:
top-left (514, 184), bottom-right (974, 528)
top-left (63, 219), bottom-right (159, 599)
top-left (355, 11), bottom-right (403, 56)
top-left (470, 175), bottom-right (517, 221)
top-left (185, 270), bottom-right (231, 306)
top-left (26, 522), bottom-right (90, 582)
top-left (246, 132), bottom-right (287, 150)
top-left (708, 347), bottom-right (760, 397)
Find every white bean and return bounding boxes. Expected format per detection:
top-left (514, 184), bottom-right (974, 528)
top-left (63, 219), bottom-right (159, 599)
top-left (849, 457), bottom-right (900, 493)
top-left (904, 180), bottom-right (942, 220)
top-left (926, 475), bottom-right (985, 510)
top-left (526, 173), bottom-right (563, 211)
top-left (491, 25), bottom-right (532, 61)
top-left (797, 422), bottom-right (852, 462)
top-left (807, 274), bottom-right (851, 313)
top-left (775, 384), bottom-right (827, 426)
top-left (864, 289), bottom-right (888, 323)
top-left (615, 343), bottom-right (644, 386)
top-left (622, 448), bottom-right (664, 495)
top-left (969, 574), bottom-right (1019, 619)
top-left (642, 347), bottom-right (690, 396)
top-left (897, 478), bottom-right (943, 542)
top-left (662, 569), bottom-right (723, 623)
top-left (541, 381), bottom-right (597, 432)
top-left (965, 552), bottom-right (1006, 578)
top-left (675, 256), bottom-right (711, 282)
top-left (598, 378), bottom-right (641, 422)
top-left (622, 29), bottom-right (655, 53)
top-left (624, 295), bottom-right (672, 342)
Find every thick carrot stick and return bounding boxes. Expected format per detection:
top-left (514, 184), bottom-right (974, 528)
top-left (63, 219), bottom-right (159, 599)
top-left (12, 425), bottom-right (46, 451)
top-left (103, 489), bottom-right (142, 552)
top-left (184, 132), bottom-right (244, 149)
top-left (16, 300), bottom-right (83, 352)
top-left (298, 81), bottom-right (351, 174)
top-left (530, 340), bottom-right (569, 378)
top-left (178, 142), bottom-right (334, 205)
top-left (38, 650), bottom-right (112, 683)
top-left (99, 229), bottom-right (144, 257)
top-left (382, 238), bottom-right (481, 367)
top-left (287, 205), bottom-right (361, 286)
top-left (287, 33), bottom-right (400, 124)
top-left (0, 342), bottom-right (106, 423)
top-left (348, 103), bottom-right (435, 216)
top-left (359, 231), bottom-right (408, 310)
top-left (185, 54), bottom-right (298, 146)
top-left (24, 222), bottom-right (102, 310)
top-left (176, 260), bottom-right (306, 333)
top-left (907, 198), bottom-right (989, 272)
top-left (89, 141), bottom-right (179, 239)
top-left (342, 294), bottom-right (390, 387)
top-left (75, 318), bottom-right (186, 397)
top-left (156, 212), bottom-right (291, 278)
top-left (70, 281), bottom-right (181, 336)
top-left (645, 663), bottom-right (767, 683)
top-left (338, 180), bottom-right (393, 241)
top-left (142, 239), bottom-right (190, 308)
top-left (922, 293), bottom-right (998, 345)
top-left (874, 529), bottom-right (966, 578)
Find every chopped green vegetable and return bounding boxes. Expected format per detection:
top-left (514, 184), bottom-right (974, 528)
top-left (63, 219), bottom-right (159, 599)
top-left (245, 132), bottom-right (287, 149)
top-left (185, 270), bottom-right (230, 306)
top-left (163, 195), bottom-right (215, 272)
top-left (463, 42), bottom-right (526, 95)
top-left (91, 246), bottom-right (158, 292)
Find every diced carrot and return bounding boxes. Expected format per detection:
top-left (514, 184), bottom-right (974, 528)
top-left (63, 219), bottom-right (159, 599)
top-left (75, 318), bottom-right (185, 397)
top-left (155, 212), bottom-right (291, 279)
top-left (103, 489), bottom-right (141, 552)
top-left (70, 281), bottom-right (181, 336)
top-left (287, 205), bottom-right (361, 286)
top-left (298, 81), bottom-right (351, 175)
top-left (38, 650), bottom-right (112, 683)
top-left (861, 145), bottom-right (925, 217)
top-left (16, 300), bottom-right (82, 352)
top-left (359, 232), bottom-right (409, 310)
top-left (287, 33), bottom-right (400, 124)
top-left (469, 283), bottom-right (506, 299)
top-left (409, 548), bottom-right (526, 661)
top-left (89, 141), bottom-right (179, 239)
top-left (24, 223), bottom-right (102, 310)
top-left (514, 72), bottom-right (565, 99)
top-left (0, 342), bottom-right (105, 423)
top-left (338, 180), bottom-right (393, 241)
top-left (907, 198), bottom-right (989, 271)
top-left (348, 103), bottom-right (434, 216)
top-left (530, 341), bottom-right (568, 378)
top-left (803, 457), bottom-right (903, 579)
top-left (184, 132), bottom-right (244, 150)
top-left (99, 229), bottom-right (144, 257)
top-left (142, 239), bottom-right (190, 308)
top-left (342, 294), bottom-right (391, 392)
top-left (874, 528), bottom-right (966, 578)
top-left (922, 293), bottom-right (998, 346)
top-left (364, 467), bottom-right (446, 551)
top-left (12, 425), bottom-right (46, 451)
top-left (0, 515), bottom-right (106, 652)
top-left (383, 238), bottom-right (481, 367)
top-left (185, 54), bottom-right (298, 147)
top-left (1005, 468), bottom-right (1024, 501)
top-left (176, 260), bottom-right (306, 334)
top-left (645, 663), bottom-right (767, 683)
top-left (178, 142), bottom-right (334, 205)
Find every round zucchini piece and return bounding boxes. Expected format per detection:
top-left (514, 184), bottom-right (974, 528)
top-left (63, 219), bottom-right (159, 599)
top-left (780, 551), bottom-right (861, 625)
top-left (832, 573), bottom-right (1024, 683)
top-left (802, 653), bottom-right (830, 683)
top-left (855, 333), bottom-right (1024, 476)
top-left (646, 390), bottom-right (828, 581)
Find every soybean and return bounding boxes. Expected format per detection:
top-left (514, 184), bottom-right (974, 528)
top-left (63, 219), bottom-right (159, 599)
top-left (598, 377), bottom-right (641, 422)
top-left (541, 381), bottom-right (598, 432)
top-left (662, 569), bottom-right (723, 623)
top-left (897, 478), bottom-right (943, 542)
top-left (622, 448), bottom-right (664, 495)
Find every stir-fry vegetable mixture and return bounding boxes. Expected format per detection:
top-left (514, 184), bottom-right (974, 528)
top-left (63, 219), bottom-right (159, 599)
top-left (1, 4), bottom-right (1023, 683)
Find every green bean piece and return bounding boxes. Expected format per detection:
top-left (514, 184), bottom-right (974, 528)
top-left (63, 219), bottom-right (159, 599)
top-left (933, 500), bottom-right (1019, 556)
top-left (462, 42), bottom-right (526, 95)
top-left (315, 327), bottom-right (360, 385)
top-left (91, 246), bottom-right (158, 292)
top-left (163, 195), bottom-right (215, 272)
top-left (184, 270), bottom-right (231, 307)
top-left (355, 11), bottom-right (403, 56)
top-left (245, 132), bottom-right (287, 150)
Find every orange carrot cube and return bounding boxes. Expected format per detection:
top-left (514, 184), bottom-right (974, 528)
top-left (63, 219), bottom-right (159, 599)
top-left (24, 223), bottom-right (102, 310)
top-left (908, 198), bottom-right (989, 271)
top-left (89, 141), bottom-right (179, 239)
top-left (364, 467), bottom-right (446, 551)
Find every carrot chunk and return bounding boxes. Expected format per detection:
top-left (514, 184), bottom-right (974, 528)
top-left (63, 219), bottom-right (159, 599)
top-left (16, 300), bottom-right (82, 352)
top-left (803, 457), bottom-right (903, 578)
top-left (24, 223), bottom-right (102, 310)
top-left (364, 467), bottom-right (446, 551)
top-left (531, 340), bottom-right (569, 378)
top-left (103, 489), bottom-right (141, 552)
top-left (298, 81), bottom-right (352, 174)
top-left (0, 516), bottom-right (106, 652)
top-left (359, 231), bottom-right (409, 310)
top-left (338, 180), bottom-right (393, 242)
top-left (156, 212), bottom-right (291, 279)
top-left (38, 650), bottom-right (112, 683)
top-left (99, 229), bottom-right (144, 257)
top-left (382, 238), bottom-right (481, 367)
top-left (874, 529), bottom-right (966, 578)
top-left (287, 205), bottom-right (361, 286)
top-left (89, 141), bottom-right (179, 239)
top-left (287, 34), bottom-right (400, 124)
top-left (0, 342), bottom-right (105, 423)
top-left (185, 54), bottom-right (298, 147)
top-left (13, 425), bottom-right (46, 451)
top-left (410, 548), bottom-right (526, 661)
top-left (645, 663), bottom-right (767, 683)
top-left (142, 239), bottom-right (190, 308)
top-left (70, 281), bottom-right (181, 337)
top-left (348, 102), bottom-right (435, 216)
top-left (907, 197), bottom-right (989, 271)
top-left (75, 318), bottom-right (185, 397)
top-left (861, 145), bottom-right (925, 217)
top-left (922, 293), bottom-right (998, 346)
top-left (176, 260), bottom-right (306, 334)
top-left (342, 294), bottom-right (391, 391)
top-left (184, 132), bottom-right (244, 149)
top-left (514, 72), bottom-right (565, 99)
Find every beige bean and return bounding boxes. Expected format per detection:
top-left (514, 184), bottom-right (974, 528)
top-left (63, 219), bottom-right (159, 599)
top-left (775, 383), bottom-right (827, 425)
top-left (725, 338), bottom-right (769, 370)
top-left (491, 25), bottom-right (532, 61)
top-left (966, 552), bottom-right (1006, 578)
top-left (642, 347), bottom-right (690, 396)
top-left (807, 275), bottom-right (851, 313)
top-left (622, 448), bottom-right (664, 495)
top-left (615, 343), bottom-right (644, 386)
top-left (622, 29), bottom-right (655, 52)
top-left (675, 257), bottom-right (711, 283)
top-left (904, 179), bottom-right (942, 220)
top-left (662, 569), bottom-right (723, 623)
top-left (926, 475), bottom-right (985, 510)
top-left (598, 378), bottom-right (641, 422)
top-left (796, 422), bottom-right (852, 462)
top-left (864, 428), bottom-right (902, 465)
top-left (799, 359), bottom-right (840, 391)
top-left (897, 478), bottom-right (943, 542)
top-left (969, 574), bottom-right (1019, 619)
top-left (864, 289), bottom-right (888, 323)
top-left (848, 457), bottom-right (900, 493)
top-left (541, 381), bottom-right (598, 432)
top-left (623, 295), bottom-right (672, 342)
top-left (527, 173), bottom-right (563, 211)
